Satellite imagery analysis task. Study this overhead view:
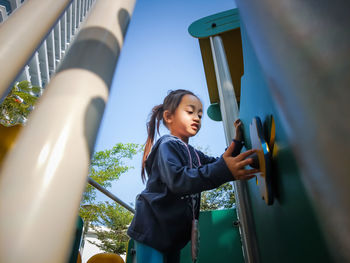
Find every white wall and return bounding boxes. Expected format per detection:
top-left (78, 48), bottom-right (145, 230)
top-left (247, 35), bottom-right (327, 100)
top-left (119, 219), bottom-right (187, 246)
top-left (81, 231), bottom-right (104, 263)
top-left (80, 227), bottom-right (126, 263)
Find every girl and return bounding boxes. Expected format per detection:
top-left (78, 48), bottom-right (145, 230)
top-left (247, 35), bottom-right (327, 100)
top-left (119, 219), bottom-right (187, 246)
top-left (127, 89), bottom-right (258, 263)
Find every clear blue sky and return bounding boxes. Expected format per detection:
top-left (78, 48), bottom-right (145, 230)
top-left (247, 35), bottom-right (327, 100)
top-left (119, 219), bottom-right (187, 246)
top-left (94, 0), bottom-right (237, 205)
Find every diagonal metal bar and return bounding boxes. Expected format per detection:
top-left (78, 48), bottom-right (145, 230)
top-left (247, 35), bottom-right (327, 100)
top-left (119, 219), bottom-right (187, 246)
top-left (88, 177), bottom-right (135, 214)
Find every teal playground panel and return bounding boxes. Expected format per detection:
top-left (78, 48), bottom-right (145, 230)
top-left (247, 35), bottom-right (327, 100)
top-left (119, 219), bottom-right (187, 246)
top-left (126, 208), bottom-right (244, 263)
top-left (239, 20), bottom-right (332, 263)
top-left (180, 208), bottom-right (244, 263)
top-left (68, 216), bottom-right (84, 263)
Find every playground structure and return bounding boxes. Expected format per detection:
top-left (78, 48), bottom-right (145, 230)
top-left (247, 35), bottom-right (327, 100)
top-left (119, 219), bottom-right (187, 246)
top-left (0, 0), bottom-right (135, 262)
top-left (1, 0), bottom-right (350, 262)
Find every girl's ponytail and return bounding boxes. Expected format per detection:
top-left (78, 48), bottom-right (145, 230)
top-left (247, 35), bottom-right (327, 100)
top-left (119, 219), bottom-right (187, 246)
top-left (141, 104), bottom-right (163, 183)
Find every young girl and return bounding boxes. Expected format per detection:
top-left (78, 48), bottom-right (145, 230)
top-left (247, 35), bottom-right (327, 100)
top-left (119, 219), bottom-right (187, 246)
top-left (127, 89), bottom-right (258, 263)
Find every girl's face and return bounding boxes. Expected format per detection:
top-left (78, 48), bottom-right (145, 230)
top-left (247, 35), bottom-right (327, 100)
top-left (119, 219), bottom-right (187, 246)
top-left (164, 94), bottom-right (203, 143)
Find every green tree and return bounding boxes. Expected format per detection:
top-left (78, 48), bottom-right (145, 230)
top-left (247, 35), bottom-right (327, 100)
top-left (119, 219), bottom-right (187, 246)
top-left (0, 81), bottom-right (41, 126)
top-left (88, 202), bottom-right (133, 254)
top-left (200, 182), bottom-right (236, 211)
top-left (79, 143), bottom-right (141, 254)
top-left (81, 143), bottom-right (140, 205)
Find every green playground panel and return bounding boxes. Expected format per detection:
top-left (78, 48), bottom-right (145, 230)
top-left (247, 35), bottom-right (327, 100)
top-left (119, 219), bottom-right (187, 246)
top-left (68, 216), bottom-right (84, 263)
top-left (126, 208), bottom-right (244, 263)
top-left (180, 208), bottom-right (244, 263)
top-left (238, 19), bottom-right (332, 263)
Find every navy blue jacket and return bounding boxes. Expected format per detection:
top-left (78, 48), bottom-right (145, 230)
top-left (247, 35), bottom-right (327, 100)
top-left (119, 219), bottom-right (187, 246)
top-left (127, 135), bottom-right (240, 253)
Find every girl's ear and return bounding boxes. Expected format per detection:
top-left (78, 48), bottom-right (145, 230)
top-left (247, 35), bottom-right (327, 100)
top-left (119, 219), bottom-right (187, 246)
top-left (163, 110), bottom-right (173, 125)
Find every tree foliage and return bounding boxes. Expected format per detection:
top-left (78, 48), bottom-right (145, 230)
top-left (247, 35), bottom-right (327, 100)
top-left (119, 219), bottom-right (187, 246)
top-left (200, 182), bottom-right (236, 211)
top-left (0, 81), bottom-right (41, 126)
top-left (87, 202), bottom-right (133, 254)
top-left (81, 143), bottom-right (140, 205)
top-left (79, 143), bottom-right (140, 254)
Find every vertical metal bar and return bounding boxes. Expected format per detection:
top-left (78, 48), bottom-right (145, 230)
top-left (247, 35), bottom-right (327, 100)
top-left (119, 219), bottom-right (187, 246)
top-left (38, 41), bottom-right (50, 86)
top-left (28, 51), bottom-right (42, 87)
top-left (0, 0), bottom-right (73, 96)
top-left (82, 0), bottom-right (86, 18)
top-left (60, 13), bottom-right (67, 55)
top-left (80, 0), bottom-right (84, 21)
top-left (210, 35), bottom-right (260, 263)
top-left (72, 0), bottom-right (77, 35)
top-left (17, 65), bottom-right (31, 82)
top-left (54, 21), bottom-right (62, 66)
top-left (67, 4), bottom-right (72, 43)
top-left (46, 30), bottom-right (56, 76)
top-left (77, 0), bottom-right (81, 26)
top-left (0, 0), bottom-right (136, 262)
top-left (210, 36), bottom-right (239, 142)
top-left (79, 0), bottom-right (83, 23)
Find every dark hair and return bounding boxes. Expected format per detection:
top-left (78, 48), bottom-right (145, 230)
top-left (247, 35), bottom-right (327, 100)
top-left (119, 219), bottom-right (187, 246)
top-left (141, 89), bottom-right (199, 182)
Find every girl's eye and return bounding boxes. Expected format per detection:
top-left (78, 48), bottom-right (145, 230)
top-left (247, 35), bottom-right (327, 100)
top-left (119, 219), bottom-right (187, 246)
top-left (187, 111), bottom-right (193, 114)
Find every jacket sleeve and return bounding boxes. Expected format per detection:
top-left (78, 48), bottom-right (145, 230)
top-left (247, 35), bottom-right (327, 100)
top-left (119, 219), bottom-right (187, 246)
top-left (157, 140), bottom-right (233, 195)
top-left (195, 150), bottom-right (218, 165)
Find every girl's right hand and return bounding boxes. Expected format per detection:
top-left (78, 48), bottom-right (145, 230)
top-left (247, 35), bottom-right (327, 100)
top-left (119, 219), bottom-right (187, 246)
top-left (223, 141), bottom-right (259, 180)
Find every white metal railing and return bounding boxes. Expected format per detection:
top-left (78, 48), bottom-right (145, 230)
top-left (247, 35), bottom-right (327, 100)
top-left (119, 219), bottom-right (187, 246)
top-left (1, 0), bottom-right (96, 89)
top-left (0, 0), bottom-right (72, 95)
top-left (0, 0), bottom-right (136, 262)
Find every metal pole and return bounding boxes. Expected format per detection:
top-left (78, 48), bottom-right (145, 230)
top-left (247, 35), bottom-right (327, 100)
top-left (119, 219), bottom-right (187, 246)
top-left (210, 36), bottom-right (239, 142)
top-left (88, 177), bottom-right (135, 214)
top-left (0, 0), bottom-right (73, 96)
top-left (210, 35), bottom-right (260, 263)
top-left (0, 0), bottom-right (136, 262)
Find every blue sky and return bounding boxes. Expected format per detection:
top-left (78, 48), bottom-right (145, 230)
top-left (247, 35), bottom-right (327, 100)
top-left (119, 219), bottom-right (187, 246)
top-left (94, 0), bottom-right (236, 205)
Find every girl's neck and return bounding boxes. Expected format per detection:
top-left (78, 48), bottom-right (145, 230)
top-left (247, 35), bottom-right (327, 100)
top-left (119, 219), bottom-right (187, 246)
top-left (170, 133), bottom-right (189, 144)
